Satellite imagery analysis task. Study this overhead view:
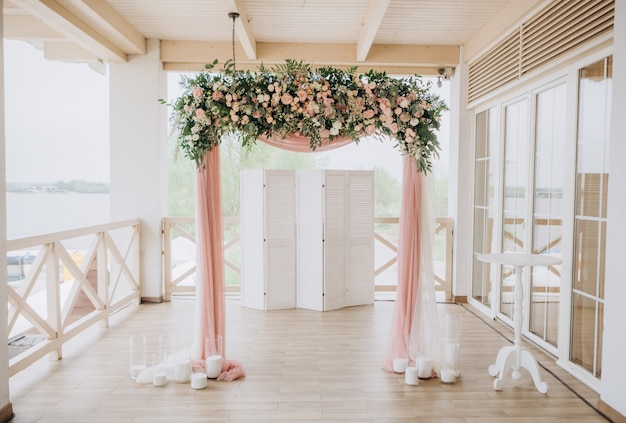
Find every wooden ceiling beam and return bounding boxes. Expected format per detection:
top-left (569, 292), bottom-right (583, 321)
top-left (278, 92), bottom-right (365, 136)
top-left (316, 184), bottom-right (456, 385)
top-left (10, 0), bottom-right (127, 62)
top-left (356, 0), bottom-right (390, 62)
top-left (161, 40), bottom-right (459, 76)
top-left (222, 0), bottom-right (257, 60)
top-left (68, 0), bottom-right (146, 55)
top-left (3, 14), bottom-right (64, 40)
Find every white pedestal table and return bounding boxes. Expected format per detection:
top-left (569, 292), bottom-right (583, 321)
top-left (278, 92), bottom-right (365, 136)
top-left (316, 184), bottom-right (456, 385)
top-left (477, 253), bottom-right (562, 394)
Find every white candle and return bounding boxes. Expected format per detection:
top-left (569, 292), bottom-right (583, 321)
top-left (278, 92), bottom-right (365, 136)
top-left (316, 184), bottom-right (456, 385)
top-left (417, 357), bottom-right (432, 379)
top-left (191, 372), bottom-right (208, 389)
top-left (206, 355), bottom-right (223, 379)
top-left (152, 371), bottom-right (167, 387)
top-left (130, 364), bottom-right (146, 379)
top-left (440, 368), bottom-right (456, 384)
top-left (392, 358), bottom-right (407, 373)
top-left (174, 359), bottom-right (191, 383)
top-left (404, 366), bottom-right (419, 385)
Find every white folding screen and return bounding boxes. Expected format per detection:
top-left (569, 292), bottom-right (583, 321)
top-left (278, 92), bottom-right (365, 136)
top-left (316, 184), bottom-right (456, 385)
top-left (241, 169), bottom-right (374, 311)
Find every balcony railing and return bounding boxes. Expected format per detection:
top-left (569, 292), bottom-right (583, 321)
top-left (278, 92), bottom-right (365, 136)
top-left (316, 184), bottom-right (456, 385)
top-left (6, 220), bottom-right (141, 376)
top-left (163, 216), bottom-right (454, 301)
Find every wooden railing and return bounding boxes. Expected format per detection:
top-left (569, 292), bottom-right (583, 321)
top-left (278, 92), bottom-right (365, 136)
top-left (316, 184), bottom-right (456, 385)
top-left (162, 216), bottom-right (454, 301)
top-left (6, 220), bottom-right (141, 376)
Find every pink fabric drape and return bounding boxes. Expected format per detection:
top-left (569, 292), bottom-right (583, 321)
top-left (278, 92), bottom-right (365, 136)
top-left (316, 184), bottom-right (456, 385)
top-left (258, 132), bottom-right (353, 152)
top-left (383, 156), bottom-right (422, 371)
top-left (194, 147), bottom-right (244, 381)
top-left (383, 157), bottom-right (442, 375)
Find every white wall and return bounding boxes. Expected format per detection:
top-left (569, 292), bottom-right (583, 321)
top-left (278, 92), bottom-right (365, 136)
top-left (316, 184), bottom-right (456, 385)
top-left (0, 1), bottom-right (12, 415)
top-left (600, 0), bottom-right (626, 416)
top-left (109, 39), bottom-right (168, 300)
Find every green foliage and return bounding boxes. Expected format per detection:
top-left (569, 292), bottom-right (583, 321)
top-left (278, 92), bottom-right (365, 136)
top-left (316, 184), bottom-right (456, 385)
top-left (167, 139), bottom-right (196, 217)
top-left (373, 166), bottom-right (401, 216)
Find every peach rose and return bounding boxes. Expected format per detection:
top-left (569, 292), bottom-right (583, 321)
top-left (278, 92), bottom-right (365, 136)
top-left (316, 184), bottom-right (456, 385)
top-left (363, 109), bottom-right (375, 119)
top-left (281, 93), bottom-right (293, 105)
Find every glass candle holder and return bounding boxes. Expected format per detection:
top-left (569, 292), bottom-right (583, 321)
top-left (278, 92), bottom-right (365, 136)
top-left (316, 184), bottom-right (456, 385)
top-left (159, 333), bottom-right (177, 381)
top-left (174, 347), bottom-right (192, 383)
top-left (129, 334), bottom-right (147, 380)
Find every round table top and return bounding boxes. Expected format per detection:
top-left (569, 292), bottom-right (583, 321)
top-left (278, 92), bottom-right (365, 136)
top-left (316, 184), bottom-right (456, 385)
top-left (477, 252), bottom-right (562, 267)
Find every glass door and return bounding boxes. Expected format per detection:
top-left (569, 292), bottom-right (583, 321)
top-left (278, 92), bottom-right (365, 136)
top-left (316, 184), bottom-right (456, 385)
top-left (472, 108), bottom-right (498, 308)
top-left (500, 99), bottom-right (529, 319)
top-left (529, 83), bottom-right (566, 348)
top-left (571, 57), bottom-right (612, 379)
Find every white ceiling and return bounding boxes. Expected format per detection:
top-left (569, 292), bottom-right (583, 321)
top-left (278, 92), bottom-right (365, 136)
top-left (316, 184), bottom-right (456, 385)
top-left (4, 0), bottom-right (516, 74)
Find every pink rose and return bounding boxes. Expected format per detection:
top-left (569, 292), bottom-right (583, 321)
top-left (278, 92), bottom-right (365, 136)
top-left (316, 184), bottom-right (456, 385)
top-left (192, 87), bottom-right (203, 99)
top-left (366, 124), bottom-right (376, 134)
top-left (390, 123), bottom-right (399, 133)
top-left (252, 110), bottom-right (261, 119)
top-left (281, 93), bottom-right (293, 105)
top-left (212, 91), bottom-right (224, 101)
top-left (297, 90), bottom-right (308, 101)
top-left (363, 109), bottom-right (375, 119)
top-left (195, 108), bottom-right (206, 119)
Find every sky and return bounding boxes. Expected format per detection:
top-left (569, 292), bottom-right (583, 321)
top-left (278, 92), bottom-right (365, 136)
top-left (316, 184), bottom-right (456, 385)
top-left (4, 39), bottom-right (110, 184)
top-left (4, 38), bottom-right (449, 184)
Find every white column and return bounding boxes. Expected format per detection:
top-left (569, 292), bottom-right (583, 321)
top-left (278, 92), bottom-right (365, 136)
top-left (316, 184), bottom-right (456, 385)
top-left (0, 2), bottom-right (14, 418)
top-left (448, 47), bottom-right (472, 300)
top-left (109, 39), bottom-right (168, 301)
top-left (600, 1), bottom-right (626, 417)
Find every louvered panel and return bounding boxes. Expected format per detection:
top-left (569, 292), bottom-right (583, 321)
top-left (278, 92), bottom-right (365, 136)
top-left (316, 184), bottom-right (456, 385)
top-left (265, 171), bottom-right (295, 241)
top-left (323, 243), bottom-right (346, 311)
top-left (468, 31), bottom-right (520, 104)
top-left (295, 171), bottom-right (324, 311)
top-left (468, 0), bottom-right (614, 104)
top-left (324, 172), bottom-right (347, 240)
top-left (266, 241), bottom-right (296, 310)
top-left (347, 172), bottom-right (375, 239)
top-left (521, 0), bottom-right (614, 76)
top-left (264, 170), bottom-right (296, 310)
top-left (346, 171), bottom-right (375, 307)
top-left (348, 244), bottom-right (375, 306)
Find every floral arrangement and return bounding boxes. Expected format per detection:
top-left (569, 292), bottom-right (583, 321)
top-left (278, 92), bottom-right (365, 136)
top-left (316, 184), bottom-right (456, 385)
top-left (169, 59), bottom-right (447, 173)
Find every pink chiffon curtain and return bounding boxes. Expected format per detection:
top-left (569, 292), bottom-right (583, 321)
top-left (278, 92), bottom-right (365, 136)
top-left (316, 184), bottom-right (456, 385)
top-left (192, 146), bottom-right (243, 381)
top-left (258, 132), bottom-right (353, 152)
top-left (383, 156), bottom-right (441, 374)
top-left (193, 136), bottom-right (439, 381)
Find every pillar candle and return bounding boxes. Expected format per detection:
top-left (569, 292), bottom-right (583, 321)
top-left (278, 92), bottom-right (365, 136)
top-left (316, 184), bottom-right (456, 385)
top-left (417, 357), bottom-right (432, 379)
top-left (404, 366), bottom-right (419, 385)
top-left (206, 355), bottom-right (223, 379)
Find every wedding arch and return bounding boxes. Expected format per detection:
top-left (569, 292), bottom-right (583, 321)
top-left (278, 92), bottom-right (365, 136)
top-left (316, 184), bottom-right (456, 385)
top-left (170, 59), bottom-right (447, 380)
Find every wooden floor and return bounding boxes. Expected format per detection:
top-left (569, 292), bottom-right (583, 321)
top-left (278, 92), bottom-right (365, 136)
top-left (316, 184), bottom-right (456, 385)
top-left (8, 298), bottom-right (609, 422)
